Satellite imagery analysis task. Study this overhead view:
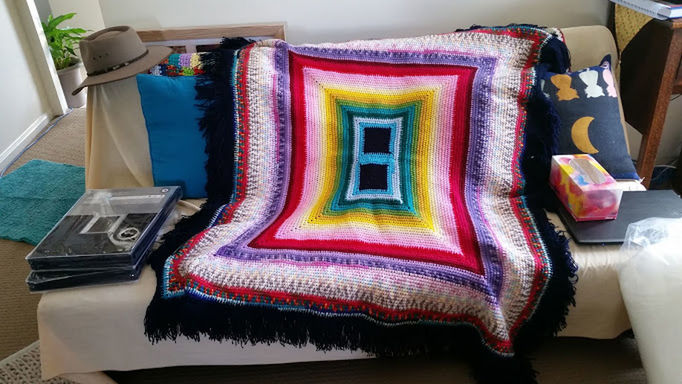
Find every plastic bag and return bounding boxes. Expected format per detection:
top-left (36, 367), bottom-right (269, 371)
top-left (618, 217), bottom-right (682, 384)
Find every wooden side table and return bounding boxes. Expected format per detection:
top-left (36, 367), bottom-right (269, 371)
top-left (619, 18), bottom-right (682, 190)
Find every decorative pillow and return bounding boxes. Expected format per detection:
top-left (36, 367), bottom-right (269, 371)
top-left (542, 55), bottom-right (639, 180)
top-left (136, 74), bottom-right (207, 198)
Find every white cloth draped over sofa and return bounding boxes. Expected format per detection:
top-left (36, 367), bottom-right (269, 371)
top-left (39, 25), bottom-right (643, 380)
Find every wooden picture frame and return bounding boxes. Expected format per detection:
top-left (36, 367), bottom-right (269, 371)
top-left (136, 23), bottom-right (286, 53)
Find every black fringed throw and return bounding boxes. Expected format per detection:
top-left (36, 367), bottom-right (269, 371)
top-left (145, 26), bottom-right (576, 384)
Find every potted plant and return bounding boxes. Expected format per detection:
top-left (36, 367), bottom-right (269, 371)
top-left (42, 13), bottom-right (87, 108)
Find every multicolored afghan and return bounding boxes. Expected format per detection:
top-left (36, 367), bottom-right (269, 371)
top-left (146, 26), bottom-right (575, 383)
top-left (148, 52), bottom-right (205, 77)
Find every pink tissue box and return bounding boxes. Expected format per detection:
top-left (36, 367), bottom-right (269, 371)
top-left (550, 154), bottom-right (622, 221)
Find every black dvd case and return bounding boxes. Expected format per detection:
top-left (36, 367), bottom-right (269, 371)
top-left (25, 187), bottom-right (181, 290)
top-left (26, 248), bottom-right (149, 291)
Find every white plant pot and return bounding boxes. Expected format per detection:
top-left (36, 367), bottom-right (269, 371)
top-left (57, 62), bottom-right (86, 108)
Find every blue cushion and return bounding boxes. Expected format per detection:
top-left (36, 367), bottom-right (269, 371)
top-left (136, 74), bottom-right (207, 197)
top-left (542, 56), bottom-right (639, 180)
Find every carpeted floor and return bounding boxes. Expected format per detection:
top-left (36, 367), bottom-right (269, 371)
top-left (4, 108), bottom-right (86, 175)
top-left (0, 107), bottom-right (648, 383)
top-left (0, 109), bottom-right (85, 361)
top-left (0, 342), bottom-right (75, 384)
top-left (0, 238), bottom-right (40, 360)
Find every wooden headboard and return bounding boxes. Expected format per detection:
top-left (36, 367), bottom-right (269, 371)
top-left (137, 23), bottom-right (286, 53)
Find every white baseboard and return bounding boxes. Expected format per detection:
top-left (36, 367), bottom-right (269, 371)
top-left (0, 113), bottom-right (51, 172)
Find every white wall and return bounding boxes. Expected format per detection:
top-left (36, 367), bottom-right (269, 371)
top-left (48, 0), bottom-right (104, 34)
top-left (0, 0), bottom-right (50, 169)
top-left (627, 99), bottom-right (682, 166)
top-left (658, 102), bottom-right (682, 165)
top-left (34, 0), bottom-right (50, 21)
top-left (98, 0), bottom-right (609, 44)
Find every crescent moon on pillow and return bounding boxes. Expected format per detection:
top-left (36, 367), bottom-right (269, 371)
top-left (571, 116), bottom-right (599, 154)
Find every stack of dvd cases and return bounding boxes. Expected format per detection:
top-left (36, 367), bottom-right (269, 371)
top-left (25, 187), bottom-right (181, 291)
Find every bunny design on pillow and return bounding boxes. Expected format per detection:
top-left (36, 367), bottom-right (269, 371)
top-left (578, 69), bottom-right (605, 98)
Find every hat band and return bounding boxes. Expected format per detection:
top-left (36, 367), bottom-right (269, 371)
top-left (86, 49), bottom-right (150, 76)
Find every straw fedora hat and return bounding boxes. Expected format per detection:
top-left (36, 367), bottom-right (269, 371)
top-left (72, 26), bottom-right (172, 95)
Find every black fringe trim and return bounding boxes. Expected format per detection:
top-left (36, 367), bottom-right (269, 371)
top-left (146, 38), bottom-right (252, 271)
top-left (514, 35), bottom-right (578, 352)
top-left (145, 38), bottom-right (252, 330)
top-left (145, 32), bottom-right (576, 384)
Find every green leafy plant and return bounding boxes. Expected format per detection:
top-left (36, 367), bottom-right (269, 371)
top-left (42, 13), bottom-right (87, 70)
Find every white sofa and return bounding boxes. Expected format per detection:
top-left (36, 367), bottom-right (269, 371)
top-left (37, 25), bottom-right (643, 382)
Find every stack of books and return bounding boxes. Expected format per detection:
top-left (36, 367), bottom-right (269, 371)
top-left (25, 187), bottom-right (181, 291)
top-left (611, 0), bottom-right (682, 19)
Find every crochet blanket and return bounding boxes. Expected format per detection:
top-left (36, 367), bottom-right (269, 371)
top-left (146, 26), bottom-right (575, 383)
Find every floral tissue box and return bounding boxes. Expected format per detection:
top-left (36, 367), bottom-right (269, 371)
top-left (550, 154), bottom-right (623, 221)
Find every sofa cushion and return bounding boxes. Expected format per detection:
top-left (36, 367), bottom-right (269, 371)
top-left (136, 74), bottom-right (207, 198)
top-left (543, 56), bottom-right (639, 180)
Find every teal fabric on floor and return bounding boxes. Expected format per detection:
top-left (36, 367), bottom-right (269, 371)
top-left (0, 160), bottom-right (84, 245)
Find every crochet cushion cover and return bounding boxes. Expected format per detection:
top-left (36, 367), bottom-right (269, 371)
top-left (146, 27), bottom-right (575, 382)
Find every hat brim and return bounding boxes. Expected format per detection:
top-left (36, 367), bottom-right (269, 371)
top-left (72, 45), bottom-right (173, 95)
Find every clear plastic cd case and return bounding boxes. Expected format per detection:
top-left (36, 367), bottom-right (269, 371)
top-left (26, 186), bottom-right (181, 272)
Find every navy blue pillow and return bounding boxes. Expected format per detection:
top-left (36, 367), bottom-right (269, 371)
top-left (136, 74), bottom-right (208, 197)
top-left (542, 56), bottom-right (639, 180)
